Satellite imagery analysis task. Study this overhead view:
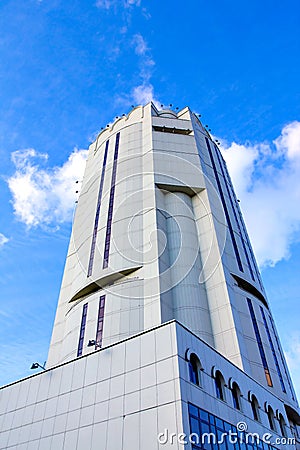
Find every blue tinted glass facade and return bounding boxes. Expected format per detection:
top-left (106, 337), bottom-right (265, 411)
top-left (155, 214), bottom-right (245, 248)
top-left (95, 295), bottom-right (105, 348)
top-left (188, 403), bottom-right (278, 450)
top-left (205, 138), bottom-right (243, 273)
top-left (87, 140), bottom-right (110, 277)
top-left (77, 303), bottom-right (88, 357)
top-left (247, 299), bottom-right (272, 387)
top-left (103, 132), bottom-right (120, 269)
top-left (260, 306), bottom-right (286, 393)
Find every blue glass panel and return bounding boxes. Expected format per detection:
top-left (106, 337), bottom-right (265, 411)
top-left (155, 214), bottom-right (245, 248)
top-left (215, 418), bottom-right (224, 430)
top-left (189, 404), bottom-right (199, 417)
top-left (200, 410), bottom-right (209, 423)
top-left (191, 417), bottom-right (200, 435)
top-left (201, 422), bottom-right (212, 450)
top-left (209, 414), bottom-right (215, 426)
top-left (217, 428), bottom-right (227, 450)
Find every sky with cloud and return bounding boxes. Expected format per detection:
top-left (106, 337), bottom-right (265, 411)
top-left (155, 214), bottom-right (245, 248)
top-left (0, 0), bottom-right (299, 396)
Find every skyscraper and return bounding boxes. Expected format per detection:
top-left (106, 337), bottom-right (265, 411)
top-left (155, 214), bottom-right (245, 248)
top-left (0, 103), bottom-right (299, 449)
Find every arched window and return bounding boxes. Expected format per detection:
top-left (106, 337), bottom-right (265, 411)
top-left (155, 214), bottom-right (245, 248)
top-left (231, 382), bottom-right (242, 410)
top-left (289, 420), bottom-right (299, 440)
top-left (267, 405), bottom-right (276, 431)
top-left (250, 394), bottom-right (260, 421)
top-left (278, 413), bottom-right (287, 438)
top-left (215, 370), bottom-right (226, 401)
top-left (188, 353), bottom-right (201, 386)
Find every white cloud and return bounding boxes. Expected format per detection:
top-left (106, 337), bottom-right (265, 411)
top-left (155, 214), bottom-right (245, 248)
top-left (0, 233), bottom-right (9, 248)
top-left (129, 33), bottom-right (159, 107)
top-left (126, 0), bottom-right (141, 6)
top-left (96, 0), bottom-right (141, 9)
top-left (221, 121), bottom-right (300, 268)
top-left (132, 83), bottom-right (159, 106)
top-left (95, 0), bottom-right (114, 9)
top-left (274, 120), bottom-right (300, 160)
top-left (132, 33), bottom-right (148, 56)
top-left (8, 148), bottom-right (88, 228)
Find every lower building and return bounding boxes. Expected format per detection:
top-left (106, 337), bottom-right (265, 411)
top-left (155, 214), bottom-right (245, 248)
top-left (0, 321), bottom-right (299, 449)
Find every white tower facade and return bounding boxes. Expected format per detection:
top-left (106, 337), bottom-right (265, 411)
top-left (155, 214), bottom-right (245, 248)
top-left (1, 103), bottom-right (299, 450)
top-left (48, 103), bottom-right (294, 401)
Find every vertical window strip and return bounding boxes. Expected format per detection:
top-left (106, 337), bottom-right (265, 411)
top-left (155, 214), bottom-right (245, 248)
top-left (223, 161), bottom-right (264, 290)
top-left (205, 138), bottom-right (243, 272)
top-left (103, 132), bottom-right (120, 269)
top-left (260, 307), bottom-right (286, 392)
top-left (214, 144), bottom-right (255, 282)
top-left (95, 295), bottom-right (106, 348)
top-left (247, 298), bottom-right (273, 387)
top-left (77, 303), bottom-right (88, 357)
top-left (87, 140), bottom-right (110, 277)
top-left (269, 314), bottom-right (295, 400)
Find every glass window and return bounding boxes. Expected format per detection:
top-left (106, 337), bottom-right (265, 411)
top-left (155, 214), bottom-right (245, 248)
top-left (250, 395), bottom-right (260, 422)
top-left (278, 414), bottom-right (287, 437)
top-left (231, 382), bottom-right (241, 410)
top-left (260, 307), bottom-right (286, 393)
top-left (200, 410), bottom-right (209, 422)
top-left (77, 303), bottom-right (88, 357)
top-left (205, 137), bottom-right (243, 272)
top-left (215, 371), bottom-right (225, 401)
top-left (190, 417), bottom-right (200, 435)
top-left (87, 140), bottom-right (109, 277)
top-left (189, 403), bottom-right (199, 418)
top-left (247, 299), bottom-right (273, 387)
top-left (103, 133), bottom-right (120, 269)
top-left (189, 353), bottom-right (201, 386)
top-left (267, 406), bottom-right (276, 432)
top-left (95, 295), bottom-right (105, 348)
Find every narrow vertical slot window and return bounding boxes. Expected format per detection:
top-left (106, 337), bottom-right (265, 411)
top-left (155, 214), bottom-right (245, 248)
top-left (87, 140), bottom-right (110, 277)
top-left (260, 306), bottom-right (286, 393)
top-left (214, 144), bottom-right (255, 282)
top-left (103, 132), bottom-right (120, 269)
top-left (77, 303), bottom-right (88, 357)
top-left (269, 314), bottom-right (295, 400)
top-left (247, 298), bottom-right (273, 387)
top-left (95, 295), bottom-right (106, 348)
top-left (205, 138), bottom-right (243, 273)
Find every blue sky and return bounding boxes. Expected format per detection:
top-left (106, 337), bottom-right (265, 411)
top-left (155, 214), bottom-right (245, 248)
top-left (0, 0), bottom-right (300, 396)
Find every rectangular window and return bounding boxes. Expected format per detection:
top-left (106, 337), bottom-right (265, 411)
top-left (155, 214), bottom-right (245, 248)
top-left (77, 303), bottom-right (88, 357)
top-left (260, 306), bottom-right (286, 392)
top-left (87, 140), bottom-right (110, 277)
top-left (269, 314), bottom-right (295, 400)
top-left (95, 295), bottom-right (106, 348)
top-left (103, 132), bottom-right (120, 269)
top-left (153, 125), bottom-right (192, 135)
top-left (188, 403), bottom-right (279, 450)
top-left (247, 298), bottom-right (273, 387)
